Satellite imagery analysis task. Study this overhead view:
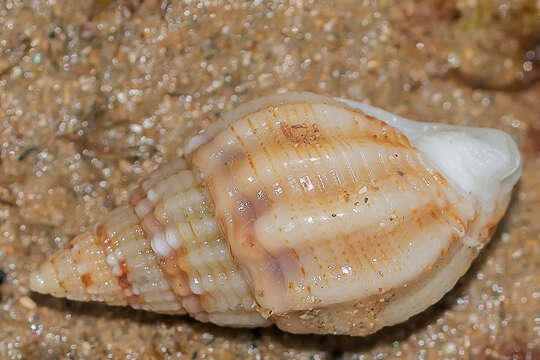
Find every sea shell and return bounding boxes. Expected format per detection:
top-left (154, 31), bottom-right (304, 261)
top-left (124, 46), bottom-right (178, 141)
top-left (30, 92), bottom-right (522, 336)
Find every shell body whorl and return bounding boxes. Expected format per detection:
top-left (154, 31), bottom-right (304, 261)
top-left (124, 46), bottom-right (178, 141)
top-left (30, 93), bottom-right (522, 336)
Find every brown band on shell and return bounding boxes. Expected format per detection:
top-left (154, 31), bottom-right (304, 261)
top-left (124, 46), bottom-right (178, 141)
top-left (362, 114), bottom-right (414, 149)
top-left (64, 232), bottom-right (124, 304)
top-left (116, 259), bottom-right (131, 290)
top-left (199, 143), bottom-right (287, 315)
top-left (130, 187), bottom-right (207, 316)
top-left (80, 273), bottom-right (93, 288)
top-left (68, 246), bottom-right (85, 295)
top-left (189, 106), bottom-right (317, 309)
top-left (140, 209), bottom-right (194, 297)
top-left (48, 253), bottom-right (68, 296)
top-left (129, 187), bottom-right (146, 206)
top-left (305, 100), bottom-right (414, 149)
top-left (95, 222), bottom-right (141, 305)
top-left (130, 161), bottom-right (258, 316)
top-left (158, 250), bottom-right (192, 297)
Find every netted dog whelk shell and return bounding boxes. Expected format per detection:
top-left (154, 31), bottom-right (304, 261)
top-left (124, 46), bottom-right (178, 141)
top-left (30, 93), bottom-right (521, 336)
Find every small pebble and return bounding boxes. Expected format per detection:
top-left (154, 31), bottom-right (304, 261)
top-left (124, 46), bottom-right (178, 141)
top-left (19, 296), bottom-right (37, 310)
top-left (82, 341), bottom-right (92, 356)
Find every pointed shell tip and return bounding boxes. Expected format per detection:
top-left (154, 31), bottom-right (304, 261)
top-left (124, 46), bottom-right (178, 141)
top-left (29, 262), bottom-right (65, 297)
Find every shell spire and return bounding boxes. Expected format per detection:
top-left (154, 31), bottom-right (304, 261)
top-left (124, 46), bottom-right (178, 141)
top-left (30, 92), bottom-right (522, 336)
top-left (30, 157), bottom-right (269, 327)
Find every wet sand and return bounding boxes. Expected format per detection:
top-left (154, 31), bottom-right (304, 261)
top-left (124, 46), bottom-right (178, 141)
top-left (0, 0), bottom-right (539, 359)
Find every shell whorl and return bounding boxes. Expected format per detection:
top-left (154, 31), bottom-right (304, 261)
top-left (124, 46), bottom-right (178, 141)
top-left (190, 100), bottom-right (475, 315)
top-left (30, 93), bottom-right (521, 336)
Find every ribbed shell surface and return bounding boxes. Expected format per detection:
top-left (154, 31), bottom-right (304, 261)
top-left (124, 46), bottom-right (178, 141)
top-left (127, 158), bottom-right (266, 326)
top-left (191, 101), bottom-right (475, 315)
top-left (36, 157), bottom-right (268, 327)
top-left (31, 93), bottom-right (521, 336)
